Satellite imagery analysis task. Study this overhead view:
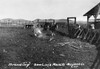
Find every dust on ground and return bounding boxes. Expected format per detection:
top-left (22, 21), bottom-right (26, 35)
top-left (0, 27), bottom-right (97, 69)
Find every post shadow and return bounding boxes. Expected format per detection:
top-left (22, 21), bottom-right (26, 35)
top-left (90, 44), bottom-right (100, 69)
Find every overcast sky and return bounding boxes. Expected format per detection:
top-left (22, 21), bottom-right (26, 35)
top-left (0, 0), bottom-right (99, 21)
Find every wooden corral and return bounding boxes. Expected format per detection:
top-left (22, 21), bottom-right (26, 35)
top-left (66, 23), bottom-right (100, 46)
top-left (65, 15), bottom-right (100, 46)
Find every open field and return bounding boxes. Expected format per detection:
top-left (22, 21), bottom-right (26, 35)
top-left (0, 27), bottom-right (97, 69)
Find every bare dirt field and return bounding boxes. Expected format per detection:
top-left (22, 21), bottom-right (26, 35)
top-left (0, 27), bottom-right (97, 69)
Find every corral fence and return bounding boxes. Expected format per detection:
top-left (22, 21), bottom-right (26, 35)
top-left (67, 17), bottom-right (100, 47)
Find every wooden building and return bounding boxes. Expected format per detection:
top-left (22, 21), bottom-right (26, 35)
top-left (83, 2), bottom-right (100, 29)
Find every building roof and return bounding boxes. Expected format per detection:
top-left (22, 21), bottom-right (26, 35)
top-left (83, 2), bottom-right (100, 17)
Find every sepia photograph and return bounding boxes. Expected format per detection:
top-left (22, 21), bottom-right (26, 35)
top-left (0, 0), bottom-right (100, 69)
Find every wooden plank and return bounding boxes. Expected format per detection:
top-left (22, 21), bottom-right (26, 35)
top-left (89, 32), bottom-right (97, 44)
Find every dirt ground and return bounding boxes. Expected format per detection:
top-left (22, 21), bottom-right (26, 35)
top-left (0, 27), bottom-right (97, 69)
